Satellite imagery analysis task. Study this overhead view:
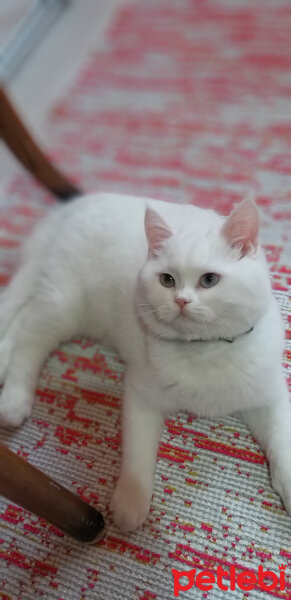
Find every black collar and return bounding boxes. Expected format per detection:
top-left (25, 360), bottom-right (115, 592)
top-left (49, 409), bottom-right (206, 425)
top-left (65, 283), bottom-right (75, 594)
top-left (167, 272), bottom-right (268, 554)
top-left (191, 326), bottom-right (254, 344)
top-left (222, 326), bottom-right (254, 343)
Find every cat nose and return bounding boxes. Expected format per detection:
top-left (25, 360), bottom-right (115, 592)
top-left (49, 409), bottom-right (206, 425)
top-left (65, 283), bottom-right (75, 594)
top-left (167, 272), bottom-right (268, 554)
top-left (175, 297), bottom-right (191, 310)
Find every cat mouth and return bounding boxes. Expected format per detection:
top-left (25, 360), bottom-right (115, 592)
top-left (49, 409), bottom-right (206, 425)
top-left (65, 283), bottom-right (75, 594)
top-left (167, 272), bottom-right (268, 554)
top-left (176, 310), bottom-right (196, 322)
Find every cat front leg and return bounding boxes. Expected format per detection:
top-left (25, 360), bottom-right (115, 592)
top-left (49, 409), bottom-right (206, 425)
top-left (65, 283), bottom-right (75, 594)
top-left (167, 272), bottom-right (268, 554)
top-left (111, 369), bottom-right (163, 532)
top-left (241, 377), bottom-right (291, 515)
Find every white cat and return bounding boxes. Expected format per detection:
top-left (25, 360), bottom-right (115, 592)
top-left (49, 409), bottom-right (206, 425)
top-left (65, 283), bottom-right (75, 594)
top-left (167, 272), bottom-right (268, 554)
top-left (0, 193), bottom-right (290, 532)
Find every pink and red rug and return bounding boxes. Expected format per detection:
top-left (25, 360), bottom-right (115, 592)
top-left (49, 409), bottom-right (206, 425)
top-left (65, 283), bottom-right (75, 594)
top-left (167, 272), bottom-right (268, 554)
top-left (0, 1), bottom-right (290, 599)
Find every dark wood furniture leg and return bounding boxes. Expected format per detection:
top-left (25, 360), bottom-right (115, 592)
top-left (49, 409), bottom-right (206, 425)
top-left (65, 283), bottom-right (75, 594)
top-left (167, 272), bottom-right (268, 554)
top-left (0, 442), bottom-right (105, 542)
top-left (0, 87), bottom-right (82, 200)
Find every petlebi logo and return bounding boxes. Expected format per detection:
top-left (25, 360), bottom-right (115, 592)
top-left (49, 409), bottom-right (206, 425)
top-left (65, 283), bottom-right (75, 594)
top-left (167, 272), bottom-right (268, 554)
top-left (172, 564), bottom-right (287, 596)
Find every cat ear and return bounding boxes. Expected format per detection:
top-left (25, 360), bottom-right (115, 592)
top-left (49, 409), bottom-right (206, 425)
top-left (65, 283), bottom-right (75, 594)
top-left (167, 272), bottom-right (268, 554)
top-left (222, 199), bottom-right (259, 257)
top-left (145, 208), bottom-right (173, 256)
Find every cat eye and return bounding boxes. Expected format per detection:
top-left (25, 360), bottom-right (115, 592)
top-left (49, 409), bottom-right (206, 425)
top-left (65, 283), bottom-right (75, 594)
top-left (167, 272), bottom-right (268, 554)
top-left (199, 273), bottom-right (220, 289)
top-left (159, 273), bottom-right (175, 288)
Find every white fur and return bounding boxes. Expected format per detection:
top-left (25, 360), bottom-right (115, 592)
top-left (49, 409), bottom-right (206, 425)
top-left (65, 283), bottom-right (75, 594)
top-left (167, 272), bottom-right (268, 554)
top-left (0, 193), bottom-right (290, 531)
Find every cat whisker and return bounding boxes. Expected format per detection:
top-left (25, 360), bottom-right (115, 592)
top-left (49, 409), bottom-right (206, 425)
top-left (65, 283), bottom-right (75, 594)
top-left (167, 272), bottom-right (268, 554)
top-left (138, 306), bottom-right (169, 316)
top-left (137, 303), bottom-right (153, 307)
top-left (137, 303), bottom-right (168, 310)
top-left (201, 318), bottom-right (208, 338)
top-left (140, 308), bottom-right (166, 315)
top-left (115, 307), bottom-right (167, 337)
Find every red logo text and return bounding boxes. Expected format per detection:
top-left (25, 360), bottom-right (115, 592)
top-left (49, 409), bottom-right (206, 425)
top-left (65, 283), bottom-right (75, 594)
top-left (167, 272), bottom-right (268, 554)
top-left (172, 564), bottom-right (286, 596)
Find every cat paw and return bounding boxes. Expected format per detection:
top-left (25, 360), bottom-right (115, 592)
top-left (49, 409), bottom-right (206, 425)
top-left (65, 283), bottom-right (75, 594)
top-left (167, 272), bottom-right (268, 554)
top-left (0, 387), bottom-right (32, 428)
top-left (110, 475), bottom-right (152, 532)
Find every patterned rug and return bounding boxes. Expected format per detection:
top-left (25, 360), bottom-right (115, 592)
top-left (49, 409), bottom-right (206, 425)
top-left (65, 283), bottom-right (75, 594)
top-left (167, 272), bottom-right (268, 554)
top-left (0, 1), bottom-right (290, 598)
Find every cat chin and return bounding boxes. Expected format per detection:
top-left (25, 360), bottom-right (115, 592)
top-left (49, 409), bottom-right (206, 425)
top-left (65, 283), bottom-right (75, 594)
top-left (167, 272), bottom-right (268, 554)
top-left (136, 307), bottom-right (207, 342)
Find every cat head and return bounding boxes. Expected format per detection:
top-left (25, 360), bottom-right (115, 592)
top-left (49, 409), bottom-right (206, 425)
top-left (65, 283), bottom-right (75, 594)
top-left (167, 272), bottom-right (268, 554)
top-left (137, 199), bottom-right (271, 342)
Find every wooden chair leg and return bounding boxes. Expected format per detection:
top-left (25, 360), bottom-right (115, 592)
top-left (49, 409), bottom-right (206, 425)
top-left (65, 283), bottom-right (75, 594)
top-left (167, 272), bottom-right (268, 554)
top-left (0, 87), bottom-right (82, 200)
top-left (0, 442), bottom-right (105, 542)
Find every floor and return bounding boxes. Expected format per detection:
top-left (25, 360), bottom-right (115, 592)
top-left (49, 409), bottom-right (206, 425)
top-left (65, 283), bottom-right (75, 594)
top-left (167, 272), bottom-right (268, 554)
top-left (0, 0), bottom-right (121, 188)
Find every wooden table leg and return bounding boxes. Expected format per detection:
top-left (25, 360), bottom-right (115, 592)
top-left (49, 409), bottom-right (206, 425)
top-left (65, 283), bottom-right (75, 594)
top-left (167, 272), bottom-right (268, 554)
top-left (0, 87), bottom-right (82, 200)
top-left (0, 443), bottom-right (105, 542)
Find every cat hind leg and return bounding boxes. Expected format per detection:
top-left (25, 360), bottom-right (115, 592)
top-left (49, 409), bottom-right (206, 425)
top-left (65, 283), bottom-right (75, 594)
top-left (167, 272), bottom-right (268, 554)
top-left (0, 294), bottom-right (79, 427)
top-left (0, 308), bottom-right (29, 385)
top-left (0, 261), bottom-right (37, 340)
